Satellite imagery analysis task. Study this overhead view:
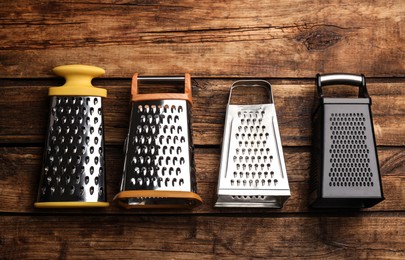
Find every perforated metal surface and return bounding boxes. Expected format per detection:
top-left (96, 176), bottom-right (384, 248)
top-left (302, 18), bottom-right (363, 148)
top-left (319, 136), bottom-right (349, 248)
top-left (328, 112), bottom-right (374, 188)
top-left (225, 108), bottom-right (286, 189)
top-left (310, 73), bottom-right (384, 208)
top-left (215, 81), bottom-right (290, 208)
top-left (322, 104), bottom-right (381, 198)
top-left (121, 100), bottom-right (196, 193)
top-left (37, 96), bottom-right (106, 203)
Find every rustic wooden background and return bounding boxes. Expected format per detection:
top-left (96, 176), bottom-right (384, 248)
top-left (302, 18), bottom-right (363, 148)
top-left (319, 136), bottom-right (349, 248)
top-left (1, 0), bottom-right (404, 259)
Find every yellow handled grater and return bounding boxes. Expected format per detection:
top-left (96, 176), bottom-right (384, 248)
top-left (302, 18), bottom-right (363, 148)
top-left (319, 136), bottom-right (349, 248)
top-left (35, 65), bottom-right (109, 208)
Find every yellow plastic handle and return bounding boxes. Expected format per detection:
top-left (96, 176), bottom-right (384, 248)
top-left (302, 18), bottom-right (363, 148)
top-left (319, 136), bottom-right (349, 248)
top-left (49, 64), bottom-right (107, 97)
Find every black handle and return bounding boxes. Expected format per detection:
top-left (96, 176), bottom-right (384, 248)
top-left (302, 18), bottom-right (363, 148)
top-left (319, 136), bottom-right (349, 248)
top-left (316, 73), bottom-right (369, 98)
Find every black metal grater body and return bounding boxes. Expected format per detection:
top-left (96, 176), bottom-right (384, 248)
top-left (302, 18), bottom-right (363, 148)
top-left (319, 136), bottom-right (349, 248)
top-left (310, 74), bottom-right (384, 208)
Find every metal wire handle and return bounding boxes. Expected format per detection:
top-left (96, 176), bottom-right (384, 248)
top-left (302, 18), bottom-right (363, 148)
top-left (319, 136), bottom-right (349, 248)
top-left (228, 80), bottom-right (274, 105)
top-left (138, 76), bottom-right (185, 82)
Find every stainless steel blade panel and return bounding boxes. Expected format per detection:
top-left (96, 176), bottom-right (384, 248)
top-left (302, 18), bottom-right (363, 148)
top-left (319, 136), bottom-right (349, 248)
top-left (218, 104), bottom-right (290, 194)
top-left (37, 96), bottom-right (106, 202)
top-left (121, 100), bottom-right (196, 193)
top-left (323, 104), bottom-right (382, 197)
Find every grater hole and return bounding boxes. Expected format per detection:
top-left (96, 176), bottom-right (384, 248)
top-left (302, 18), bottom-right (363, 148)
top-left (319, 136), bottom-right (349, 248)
top-left (329, 112), bottom-right (373, 188)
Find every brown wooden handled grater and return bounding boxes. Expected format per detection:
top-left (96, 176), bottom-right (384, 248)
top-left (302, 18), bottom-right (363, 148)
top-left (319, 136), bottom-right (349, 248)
top-left (114, 74), bottom-right (203, 209)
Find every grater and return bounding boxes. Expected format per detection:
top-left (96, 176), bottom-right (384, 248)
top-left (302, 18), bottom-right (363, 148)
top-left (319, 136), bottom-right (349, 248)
top-left (309, 73), bottom-right (384, 208)
top-left (215, 80), bottom-right (290, 208)
top-left (35, 65), bottom-right (109, 208)
top-left (113, 73), bottom-right (203, 209)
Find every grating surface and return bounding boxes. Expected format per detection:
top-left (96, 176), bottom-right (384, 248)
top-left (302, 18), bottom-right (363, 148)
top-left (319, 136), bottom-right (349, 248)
top-left (121, 100), bottom-right (196, 193)
top-left (323, 104), bottom-right (382, 197)
top-left (216, 102), bottom-right (290, 207)
top-left (228, 109), bottom-right (281, 189)
top-left (37, 96), bottom-right (106, 202)
top-left (328, 112), bottom-right (373, 188)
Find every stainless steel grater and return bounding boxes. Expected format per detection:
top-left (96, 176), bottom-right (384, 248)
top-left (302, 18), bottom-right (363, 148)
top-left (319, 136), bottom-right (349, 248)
top-left (35, 65), bottom-right (109, 208)
top-left (215, 80), bottom-right (290, 208)
top-left (310, 73), bottom-right (384, 208)
top-left (114, 73), bottom-right (203, 209)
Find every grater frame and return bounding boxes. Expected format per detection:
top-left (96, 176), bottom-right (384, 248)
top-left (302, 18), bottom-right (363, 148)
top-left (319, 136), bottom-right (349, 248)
top-left (215, 80), bottom-right (290, 208)
top-left (114, 74), bottom-right (203, 209)
top-left (309, 73), bottom-right (384, 208)
top-left (35, 65), bottom-right (109, 208)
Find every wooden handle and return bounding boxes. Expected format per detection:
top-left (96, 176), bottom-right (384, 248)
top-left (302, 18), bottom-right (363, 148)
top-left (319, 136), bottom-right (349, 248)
top-left (131, 73), bottom-right (192, 104)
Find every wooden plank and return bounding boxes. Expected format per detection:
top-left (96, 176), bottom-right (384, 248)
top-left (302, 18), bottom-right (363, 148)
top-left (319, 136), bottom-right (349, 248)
top-left (0, 146), bottom-right (403, 214)
top-left (0, 81), bottom-right (404, 146)
top-left (0, 214), bottom-right (404, 259)
top-left (1, 1), bottom-right (405, 78)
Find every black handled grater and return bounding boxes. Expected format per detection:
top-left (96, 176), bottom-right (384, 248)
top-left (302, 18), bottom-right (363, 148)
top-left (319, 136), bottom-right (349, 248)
top-left (35, 65), bottom-right (109, 208)
top-left (310, 73), bottom-right (384, 208)
top-left (215, 80), bottom-right (290, 208)
top-left (114, 74), bottom-right (203, 209)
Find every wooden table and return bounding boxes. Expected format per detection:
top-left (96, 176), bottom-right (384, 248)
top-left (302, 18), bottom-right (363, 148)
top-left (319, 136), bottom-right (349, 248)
top-left (1, 1), bottom-right (404, 259)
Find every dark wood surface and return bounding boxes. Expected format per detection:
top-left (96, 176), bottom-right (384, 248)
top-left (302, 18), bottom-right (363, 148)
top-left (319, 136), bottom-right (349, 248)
top-left (1, 1), bottom-right (404, 259)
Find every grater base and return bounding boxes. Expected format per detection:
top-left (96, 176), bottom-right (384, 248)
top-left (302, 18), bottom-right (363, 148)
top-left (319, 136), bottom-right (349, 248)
top-left (215, 198), bottom-right (290, 208)
top-left (34, 201), bottom-right (109, 208)
top-left (114, 190), bottom-right (202, 209)
top-left (215, 191), bottom-right (290, 208)
top-left (310, 197), bottom-right (384, 208)
top-left (309, 186), bottom-right (384, 208)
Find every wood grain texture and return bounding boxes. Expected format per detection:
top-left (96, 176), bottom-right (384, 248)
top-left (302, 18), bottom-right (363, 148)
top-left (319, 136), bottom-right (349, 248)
top-left (0, 146), bottom-right (403, 214)
top-left (1, 214), bottom-right (404, 259)
top-left (0, 80), bottom-right (404, 146)
top-left (1, 0), bottom-right (405, 78)
top-left (1, 1), bottom-right (405, 258)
